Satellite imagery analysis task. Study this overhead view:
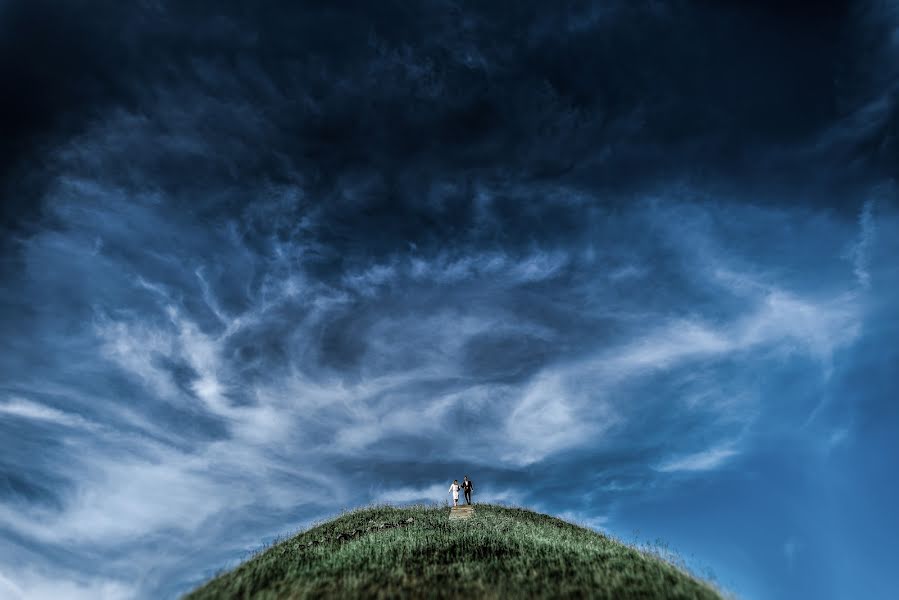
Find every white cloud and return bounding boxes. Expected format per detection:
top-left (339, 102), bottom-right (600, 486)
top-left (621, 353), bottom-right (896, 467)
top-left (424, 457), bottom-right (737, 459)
top-left (602, 319), bottom-right (731, 377)
top-left (656, 444), bottom-right (738, 472)
top-left (607, 263), bottom-right (648, 281)
top-left (508, 250), bottom-right (568, 282)
top-left (343, 248), bottom-right (567, 293)
top-left (374, 483), bottom-right (517, 506)
top-left (165, 305), bottom-right (232, 416)
top-left (195, 266), bottom-right (231, 324)
top-left (94, 317), bottom-right (180, 401)
top-left (474, 488), bottom-right (517, 505)
top-left (0, 445), bottom-right (234, 544)
top-left (583, 287), bottom-right (859, 386)
top-left (501, 372), bottom-right (613, 466)
top-left (372, 483), bottom-right (449, 504)
top-left (783, 537), bottom-right (801, 569)
top-left (829, 427), bottom-right (849, 446)
top-left (494, 265), bottom-right (860, 468)
top-left (557, 511), bottom-right (610, 531)
top-left (737, 290), bottom-right (860, 361)
top-left (847, 199), bottom-right (876, 289)
top-left (0, 570), bottom-right (133, 600)
top-left (342, 262), bottom-right (398, 296)
top-left (0, 397), bottom-right (95, 430)
top-left (0, 572), bottom-right (23, 599)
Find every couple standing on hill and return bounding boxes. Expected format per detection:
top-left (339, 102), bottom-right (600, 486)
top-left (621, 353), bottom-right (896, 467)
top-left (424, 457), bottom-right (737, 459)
top-left (448, 476), bottom-right (474, 507)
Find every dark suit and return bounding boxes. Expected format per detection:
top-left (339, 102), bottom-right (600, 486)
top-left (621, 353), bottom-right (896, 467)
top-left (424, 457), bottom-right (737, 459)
top-left (461, 479), bottom-right (473, 505)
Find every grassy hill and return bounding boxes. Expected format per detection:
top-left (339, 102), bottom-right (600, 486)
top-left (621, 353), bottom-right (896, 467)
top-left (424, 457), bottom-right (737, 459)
top-left (186, 504), bottom-right (724, 599)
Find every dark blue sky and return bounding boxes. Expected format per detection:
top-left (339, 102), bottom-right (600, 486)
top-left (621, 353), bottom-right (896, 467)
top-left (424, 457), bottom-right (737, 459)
top-left (1, 2), bottom-right (897, 598)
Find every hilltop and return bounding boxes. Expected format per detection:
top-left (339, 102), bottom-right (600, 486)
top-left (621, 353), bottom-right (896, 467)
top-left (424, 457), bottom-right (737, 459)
top-left (186, 504), bottom-right (723, 599)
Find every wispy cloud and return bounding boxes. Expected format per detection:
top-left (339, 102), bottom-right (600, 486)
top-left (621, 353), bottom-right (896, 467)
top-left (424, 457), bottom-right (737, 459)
top-left (0, 397), bottom-right (96, 430)
top-left (848, 199), bottom-right (877, 289)
top-left (557, 511), bottom-right (610, 532)
top-left (656, 444), bottom-right (739, 472)
top-left (342, 248), bottom-right (569, 296)
top-left (372, 483), bottom-right (450, 504)
top-left (501, 372), bottom-right (614, 466)
top-left (0, 107), bottom-right (892, 599)
top-left (0, 570), bottom-right (133, 600)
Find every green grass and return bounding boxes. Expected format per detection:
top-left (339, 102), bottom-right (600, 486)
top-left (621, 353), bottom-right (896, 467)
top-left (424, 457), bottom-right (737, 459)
top-left (185, 504), bottom-right (724, 599)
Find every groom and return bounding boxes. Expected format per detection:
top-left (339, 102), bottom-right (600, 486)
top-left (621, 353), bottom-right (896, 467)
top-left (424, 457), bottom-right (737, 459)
top-left (461, 475), bottom-right (474, 505)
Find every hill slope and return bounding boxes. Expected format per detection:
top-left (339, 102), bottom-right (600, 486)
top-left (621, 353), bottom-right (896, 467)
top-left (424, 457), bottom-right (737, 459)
top-left (186, 504), bottom-right (723, 599)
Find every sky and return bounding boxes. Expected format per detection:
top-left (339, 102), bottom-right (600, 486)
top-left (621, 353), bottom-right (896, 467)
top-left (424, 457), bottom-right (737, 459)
top-left (0, 1), bottom-right (897, 598)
